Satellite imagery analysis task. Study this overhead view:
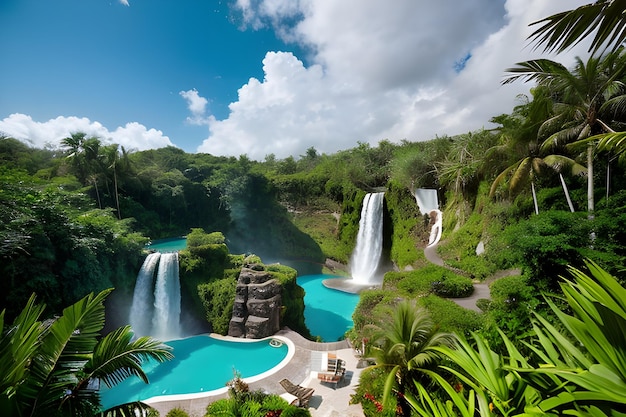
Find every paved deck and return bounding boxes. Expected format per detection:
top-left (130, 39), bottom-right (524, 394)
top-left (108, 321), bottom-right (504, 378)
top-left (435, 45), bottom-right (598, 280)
top-left (147, 329), bottom-right (364, 417)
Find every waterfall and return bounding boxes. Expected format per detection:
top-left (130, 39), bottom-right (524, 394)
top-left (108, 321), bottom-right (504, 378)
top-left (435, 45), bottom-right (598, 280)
top-left (129, 251), bottom-right (181, 340)
top-left (152, 252), bottom-right (181, 340)
top-left (414, 188), bottom-right (442, 246)
top-left (129, 252), bottom-right (161, 338)
top-left (350, 192), bottom-right (384, 285)
top-left (414, 188), bottom-right (439, 214)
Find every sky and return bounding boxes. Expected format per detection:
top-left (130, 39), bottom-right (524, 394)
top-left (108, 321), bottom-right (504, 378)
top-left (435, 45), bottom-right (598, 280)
top-left (0, 0), bottom-right (592, 161)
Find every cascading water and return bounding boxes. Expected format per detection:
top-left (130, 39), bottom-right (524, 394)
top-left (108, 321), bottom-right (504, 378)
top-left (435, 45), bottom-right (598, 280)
top-left (129, 251), bottom-right (181, 340)
top-left (129, 252), bottom-right (161, 338)
top-left (152, 252), bottom-right (181, 340)
top-left (350, 192), bottom-right (384, 285)
top-left (414, 188), bottom-right (442, 246)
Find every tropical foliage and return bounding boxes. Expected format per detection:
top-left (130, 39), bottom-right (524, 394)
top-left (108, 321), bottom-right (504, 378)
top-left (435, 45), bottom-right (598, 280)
top-left (408, 260), bottom-right (626, 417)
top-left (361, 300), bottom-right (454, 416)
top-left (0, 289), bottom-right (172, 417)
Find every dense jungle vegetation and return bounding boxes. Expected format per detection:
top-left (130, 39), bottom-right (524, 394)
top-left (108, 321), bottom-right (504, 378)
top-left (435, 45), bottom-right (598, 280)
top-left (3, 2), bottom-right (626, 415)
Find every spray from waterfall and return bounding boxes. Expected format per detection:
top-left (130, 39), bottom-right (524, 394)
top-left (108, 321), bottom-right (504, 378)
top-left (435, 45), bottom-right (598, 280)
top-left (350, 192), bottom-right (384, 285)
top-left (129, 252), bottom-right (161, 338)
top-left (152, 252), bottom-right (181, 340)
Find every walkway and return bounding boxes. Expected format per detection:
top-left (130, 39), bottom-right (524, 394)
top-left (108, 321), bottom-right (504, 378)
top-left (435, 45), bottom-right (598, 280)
top-left (147, 329), bottom-right (364, 417)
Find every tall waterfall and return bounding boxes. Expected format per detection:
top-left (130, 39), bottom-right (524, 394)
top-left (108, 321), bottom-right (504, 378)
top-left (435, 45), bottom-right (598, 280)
top-left (129, 252), bottom-right (161, 338)
top-left (152, 252), bottom-right (181, 340)
top-left (350, 192), bottom-right (384, 285)
top-left (129, 252), bottom-right (181, 340)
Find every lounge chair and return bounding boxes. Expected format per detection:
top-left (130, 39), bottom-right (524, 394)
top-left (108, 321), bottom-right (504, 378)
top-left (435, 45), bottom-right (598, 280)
top-left (317, 355), bottom-right (346, 389)
top-left (279, 378), bottom-right (315, 408)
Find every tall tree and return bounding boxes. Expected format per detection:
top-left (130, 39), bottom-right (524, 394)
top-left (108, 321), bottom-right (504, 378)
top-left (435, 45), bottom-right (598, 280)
top-left (489, 88), bottom-right (586, 213)
top-left (503, 49), bottom-right (626, 216)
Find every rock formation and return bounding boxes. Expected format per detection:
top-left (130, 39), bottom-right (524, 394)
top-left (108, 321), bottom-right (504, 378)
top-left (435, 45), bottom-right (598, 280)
top-left (228, 264), bottom-right (282, 338)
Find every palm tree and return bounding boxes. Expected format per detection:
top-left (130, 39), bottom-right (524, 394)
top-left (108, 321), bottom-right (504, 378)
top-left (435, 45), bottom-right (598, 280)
top-left (0, 289), bottom-right (173, 417)
top-left (367, 300), bottom-right (454, 416)
top-left (489, 88), bottom-right (587, 213)
top-left (528, 0), bottom-right (626, 55)
top-left (103, 144), bottom-right (122, 219)
top-left (503, 49), bottom-right (626, 216)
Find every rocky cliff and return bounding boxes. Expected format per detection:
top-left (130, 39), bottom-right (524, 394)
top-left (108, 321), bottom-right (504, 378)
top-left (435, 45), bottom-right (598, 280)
top-left (228, 264), bottom-right (282, 338)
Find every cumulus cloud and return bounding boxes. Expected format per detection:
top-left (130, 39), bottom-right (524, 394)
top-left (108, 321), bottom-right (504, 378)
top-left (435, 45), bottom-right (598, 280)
top-left (119, 0), bottom-right (130, 6)
top-left (180, 89), bottom-right (210, 126)
top-left (0, 113), bottom-right (175, 151)
top-left (198, 0), bottom-right (591, 160)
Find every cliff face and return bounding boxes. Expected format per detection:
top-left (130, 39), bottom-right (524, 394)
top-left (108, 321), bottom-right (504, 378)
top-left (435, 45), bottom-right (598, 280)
top-left (228, 264), bottom-right (282, 338)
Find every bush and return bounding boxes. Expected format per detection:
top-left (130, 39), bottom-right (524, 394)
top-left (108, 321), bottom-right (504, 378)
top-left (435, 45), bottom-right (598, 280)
top-left (166, 408), bottom-right (189, 417)
top-left (387, 269), bottom-right (435, 296)
top-left (419, 295), bottom-right (484, 338)
top-left (198, 277), bottom-right (237, 334)
top-left (430, 274), bottom-right (474, 298)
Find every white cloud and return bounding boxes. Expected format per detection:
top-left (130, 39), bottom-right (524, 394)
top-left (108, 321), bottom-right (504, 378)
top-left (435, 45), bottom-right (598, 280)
top-left (180, 89), bottom-right (210, 126)
top-left (119, 0), bottom-right (130, 6)
top-left (198, 0), bottom-right (591, 160)
top-left (0, 113), bottom-right (175, 151)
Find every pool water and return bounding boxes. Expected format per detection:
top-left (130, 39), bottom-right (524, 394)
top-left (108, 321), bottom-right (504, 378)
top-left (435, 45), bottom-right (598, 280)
top-left (297, 274), bottom-right (360, 342)
top-left (99, 335), bottom-right (289, 410)
top-left (145, 237), bottom-right (187, 253)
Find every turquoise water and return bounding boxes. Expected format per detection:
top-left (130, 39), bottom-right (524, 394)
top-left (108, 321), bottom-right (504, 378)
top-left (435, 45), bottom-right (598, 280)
top-left (145, 237), bottom-right (187, 252)
top-left (298, 274), bottom-right (360, 342)
top-left (100, 335), bottom-right (288, 409)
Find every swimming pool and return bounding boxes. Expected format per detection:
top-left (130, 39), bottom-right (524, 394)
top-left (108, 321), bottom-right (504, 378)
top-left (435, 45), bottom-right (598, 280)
top-left (145, 237), bottom-right (187, 253)
top-left (297, 274), bottom-right (360, 342)
top-left (99, 335), bottom-right (292, 409)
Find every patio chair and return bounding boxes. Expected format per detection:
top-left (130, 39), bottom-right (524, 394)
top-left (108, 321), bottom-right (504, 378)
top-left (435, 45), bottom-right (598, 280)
top-left (279, 378), bottom-right (315, 408)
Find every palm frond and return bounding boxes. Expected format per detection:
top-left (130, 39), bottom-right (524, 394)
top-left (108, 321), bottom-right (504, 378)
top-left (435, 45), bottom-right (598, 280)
top-left (543, 154), bottom-right (588, 176)
top-left (85, 325), bottom-right (173, 388)
top-left (0, 295), bottom-right (46, 398)
top-left (527, 1), bottom-right (626, 54)
top-left (593, 131), bottom-right (626, 155)
top-left (101, 401), bottom-right (156, 417)
top-left (502, 59), bottom-right (568, 85)
top-left (18, 289), bottom-right (112, 412)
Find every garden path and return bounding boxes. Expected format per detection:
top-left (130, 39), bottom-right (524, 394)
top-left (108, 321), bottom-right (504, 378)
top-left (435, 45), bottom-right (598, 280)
top-left (424, 243), bottom-right (521, 312)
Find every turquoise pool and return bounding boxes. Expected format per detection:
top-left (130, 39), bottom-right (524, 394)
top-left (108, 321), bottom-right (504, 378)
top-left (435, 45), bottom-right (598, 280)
top-left (100, 335), bottom-right (290, 409)
top-left (297, 274), bottom-right (360, 342)
top-left (145, 237), bottom-right (187, 253)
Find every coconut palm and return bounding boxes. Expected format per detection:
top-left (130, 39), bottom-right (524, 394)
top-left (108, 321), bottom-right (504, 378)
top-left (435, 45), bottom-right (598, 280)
top-left (0, 289), bottom-right (173, 417)
top-left (489, 87), bottom-right (587, 213)
top-left (528, 0), bottom-right (626, 55)
top-left (503, 49), bottom-right (626, 215)
top-left (367, 300), bottom-right (454, 416)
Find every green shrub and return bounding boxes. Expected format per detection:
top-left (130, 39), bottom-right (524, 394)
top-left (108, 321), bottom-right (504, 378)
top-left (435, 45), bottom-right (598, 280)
top-left (419, 295), bottom-right (484, 338)
top-left (187, 228), bottom-right (226, 247)
top-left (351, 289), bottom-right (397, 332)
top-left (198, 277), bottom-right (237, 334)
top-left (431, 274), bottom-right (474, 298)
top-left (396, 274), bottom-right (434, 296)
top-left (166, 407), bottom-right (189, 417)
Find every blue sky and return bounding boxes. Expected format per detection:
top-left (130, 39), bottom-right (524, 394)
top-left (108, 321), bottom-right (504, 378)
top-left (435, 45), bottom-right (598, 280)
top-left (0, 0), bottom-right (591, 160)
